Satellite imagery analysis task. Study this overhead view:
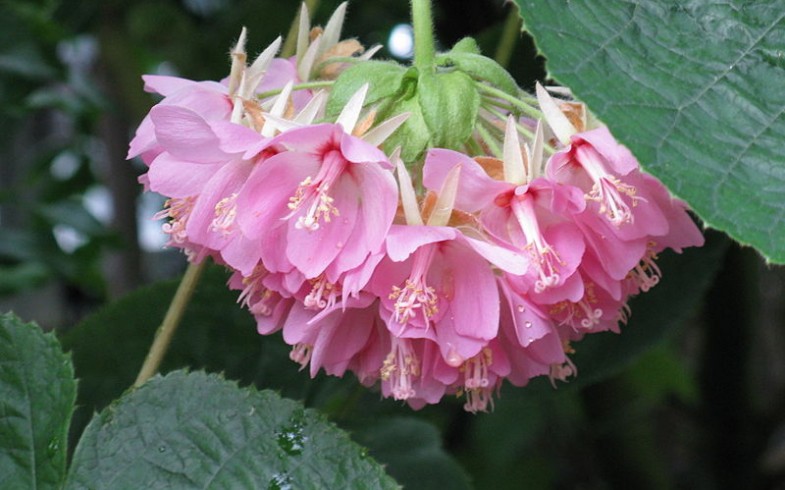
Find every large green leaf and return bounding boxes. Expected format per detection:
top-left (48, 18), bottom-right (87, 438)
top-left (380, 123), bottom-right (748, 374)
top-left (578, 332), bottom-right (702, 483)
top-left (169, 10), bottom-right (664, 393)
top-left (64, 370), bottom-right (399, 489)
top-left (0, 312), bottom-right (76, 489)
top-left (515, 1), bottom-right (785, 263)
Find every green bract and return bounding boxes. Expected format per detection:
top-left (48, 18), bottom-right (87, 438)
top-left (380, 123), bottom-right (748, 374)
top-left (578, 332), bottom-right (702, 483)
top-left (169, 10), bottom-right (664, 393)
top-left (327, 38), bottom-right (514, 162)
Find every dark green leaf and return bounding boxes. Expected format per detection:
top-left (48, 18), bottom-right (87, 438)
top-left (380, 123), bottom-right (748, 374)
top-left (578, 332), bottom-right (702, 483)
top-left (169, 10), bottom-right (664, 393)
top-left (64, 370), bottom-right (399, 489)
top-left (352, 417), bottom-right (471, 490)
top-left (515, 0), bottom-right (785, 263)
top-left (569, 230), bottom-right (729, 388)
top-left (0, 312), bottom-right (75, 489)
top-left (0, 262), bottom-right (50, 295)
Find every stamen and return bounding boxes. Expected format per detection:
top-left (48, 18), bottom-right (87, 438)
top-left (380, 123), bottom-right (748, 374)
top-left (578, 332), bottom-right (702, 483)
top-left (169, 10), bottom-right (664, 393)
top-left (388, 246), bottom-right (438, 328)
top-left (155, 197), bottom-right (195, 244)
top-left (211, 193), bottom-right (239, 236)
top-left (463, 385), bottom-right (494, 413)
top-left (286, 150), bottom-right (346, 231)
top-left (237, 265), bottom-right (274, 316)
top-left (510, 196), bottom-right (564, 292)
top-left (586, 176), bottom-right (639, 226)
top-left (304, 274), bottom-right (341, 310)
top-left (462, 348), bottom-right (492, 390)
top-left (380, 338), bottom-right (419, 400)
top-left (290, 343), bottom-right (313, 370)
top-left (549, 356), bottom-right (577, 387)
top-left (628, 250), bottom-right (661, 292)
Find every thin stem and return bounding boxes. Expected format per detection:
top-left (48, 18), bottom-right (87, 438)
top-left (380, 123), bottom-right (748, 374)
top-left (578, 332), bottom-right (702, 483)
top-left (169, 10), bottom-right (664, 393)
top-left (281, 0), bottom-right (320, 58)
top-left (134, 261), bottom-right (207, 387)
top-left (494, 3), bottom-right (522, 68)
top-left (485, 106), bottom-right (535, 140)
top-left (478, 83), bottom-right (541, 119)
top-left (476, 122), bottom-right (502, 158)
top-left (255, 80), bottom-right (333, 100)
top-left (411, 0), bottom-right (436, 71)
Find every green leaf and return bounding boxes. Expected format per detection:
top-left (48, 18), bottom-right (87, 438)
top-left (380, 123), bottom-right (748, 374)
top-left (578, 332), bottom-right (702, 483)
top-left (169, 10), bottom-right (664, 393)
top-left (380, 93), bottom-right (432, 163)
top-left (418, 70), bottom-right (479, 150)
top-left (515, 1), bottom-right (785, 263)
top-left (64, 370), bottom-right (399, 489)
top-left (437, 51), bottom-right (519, 97)
top-left (352, 417), bottom-right (471, 490)
top-left (449, 37), bottom-right (481, 55)
top-left (325, 61), bottom-right (407, 118)
top-left (0, 312), bottom-right (76, 489)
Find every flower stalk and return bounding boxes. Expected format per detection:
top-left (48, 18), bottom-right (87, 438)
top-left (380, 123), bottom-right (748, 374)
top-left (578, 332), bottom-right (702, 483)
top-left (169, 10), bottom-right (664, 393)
top-left (411, 0), bottom-right (436, 71)
top-left (134, 261), bottom-right (206, 387)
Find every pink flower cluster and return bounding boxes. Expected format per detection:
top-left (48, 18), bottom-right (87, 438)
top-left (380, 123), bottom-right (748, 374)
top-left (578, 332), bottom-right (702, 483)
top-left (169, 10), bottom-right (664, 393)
top-left (128, 21), bottom-right (703, 412)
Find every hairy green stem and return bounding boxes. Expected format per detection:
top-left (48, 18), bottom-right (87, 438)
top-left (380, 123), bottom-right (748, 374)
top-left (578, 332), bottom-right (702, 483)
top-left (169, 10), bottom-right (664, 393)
top-left (476, 122), bottom-right (502, 158)
top-left (411, 0), bottom-right (436, 71)
top-left (255, 80), bottom-right (334, 100)
top-left (134, 261), bottom-right (206, 387)
top-left (478, 83), bottom-right (541, 119)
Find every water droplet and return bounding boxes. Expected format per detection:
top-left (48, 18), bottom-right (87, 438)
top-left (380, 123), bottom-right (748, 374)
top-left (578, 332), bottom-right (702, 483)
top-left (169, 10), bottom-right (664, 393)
top-left (218, 409), bottom-right (237, 423)
top-left (158, 445), bottom-right (167, 453)
top-left (275, 410), bottom-right (308, 456)
top-left (342, 218), bottom-right (350, 224)
top-left (446, 348), bottom-right (463, 368)
top-left (335, 241), bottom-right (343, 249)
top-left (268, 472), bottom-right (293, 490)
top-left (516, 304), bottom-right (525, 313)
top-left (524, 321), bottom-right (532, 329)
top-left (47, 437), bottom-right (60, 457)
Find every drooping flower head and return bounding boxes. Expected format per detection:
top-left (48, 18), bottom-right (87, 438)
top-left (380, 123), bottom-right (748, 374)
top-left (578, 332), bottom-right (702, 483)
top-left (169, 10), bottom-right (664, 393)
top-left (128, 4), bottom-right (705, 413)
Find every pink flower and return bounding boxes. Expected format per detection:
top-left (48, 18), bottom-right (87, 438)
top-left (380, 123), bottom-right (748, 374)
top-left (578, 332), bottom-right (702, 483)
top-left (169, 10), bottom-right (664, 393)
top-left (547, 127), bottom-right (670, 239)
top-left (423, 148), bottom-right (586, 302)
top-left (128, 75), bottom-right (232, 166)
top-left (497, 276), bottom-right (567, 386)
top-left (236, 123), bottom-right (398, 279)
top-left (143, 104), bottom-right (272, 267)
top-left (369, 224), bottom-right (523, 365)
top-left (281, 293), bottom-right (380, 377)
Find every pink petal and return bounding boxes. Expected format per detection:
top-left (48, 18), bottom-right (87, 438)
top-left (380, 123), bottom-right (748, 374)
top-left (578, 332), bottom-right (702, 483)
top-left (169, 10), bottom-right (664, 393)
top-left (236, 152), bottom-right (319, 239)
top-left (385, 225), bottom-right (456, 262)
top-left (150, 106), bottom-right (230, 163)
top-left (423, 148), bottom-right (511, 213)
top-left (146, 153), bottom-right (221, 197)
top-left (340, 132), bottom-right (390, 168)
top-left (286, 176), bottom-right (360, 278)
top-left (573, 126), bottom-right (638, 176)
top-left (439, 242), bottom-right (499, 339)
